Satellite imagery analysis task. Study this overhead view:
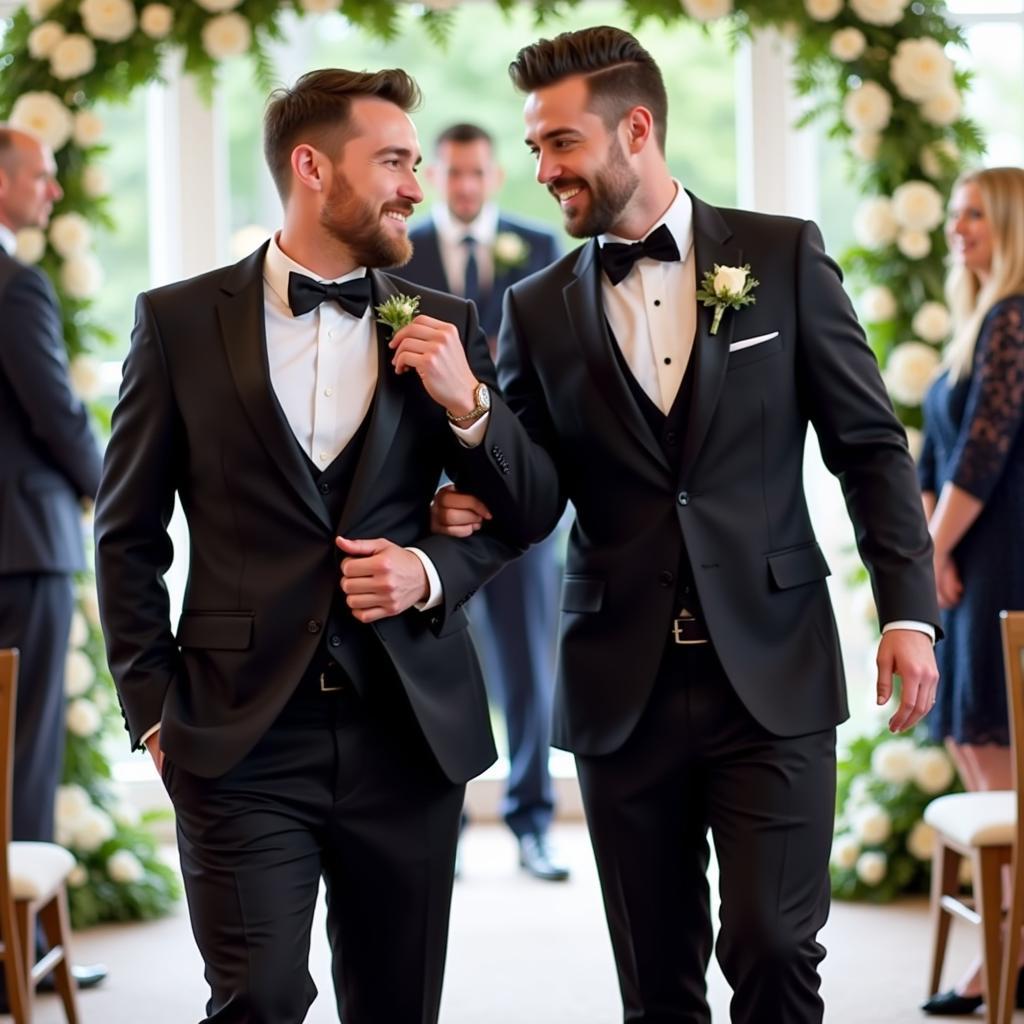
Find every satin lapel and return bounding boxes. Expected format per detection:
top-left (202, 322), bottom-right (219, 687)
top-left (217, 246), bottom-right (331, 531)
top-left (563, 241), bottom-right (671, 477)
top-left (679, 196), bottom-right (742, 485)
top-left (337, 270), bottom-right (407, 536)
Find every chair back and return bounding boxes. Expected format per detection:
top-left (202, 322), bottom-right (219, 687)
top-left (0, 650), bottom-right (15, 865)
top-left (1004, 612), bottom-right (1024, 837)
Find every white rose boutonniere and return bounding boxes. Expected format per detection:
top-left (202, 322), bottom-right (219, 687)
top-left (376, 293), bottom-right (421, 333)
top-left (696, 263), bottom-right (759, 335)
top-left (493, 231), bottom-right (530, 271)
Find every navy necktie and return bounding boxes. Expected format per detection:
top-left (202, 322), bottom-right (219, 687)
top-left (461, 236), bottom-right (481, 308)
top-left (287, 272), bottom-right (371, 319)
top-left (599, 223), bottom-right (681, 286)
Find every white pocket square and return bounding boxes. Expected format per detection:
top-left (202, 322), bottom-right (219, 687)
top-left (729, 331), bottom-right (779, 353)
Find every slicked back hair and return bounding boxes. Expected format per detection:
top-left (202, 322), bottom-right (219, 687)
top-left (264, 67), bottom-right (421, 201)
top-left (508, 26), bottom-right (668, 154)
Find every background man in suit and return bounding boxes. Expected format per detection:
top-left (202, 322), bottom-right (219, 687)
top-left (401, 123), bottom-right (568, 881)
top-left (95, 70), bottom-right (556, 1023)
top-left (433, 27), bottom-right (941, 1024)
top-left (0, 126), bottom-right (106, 994)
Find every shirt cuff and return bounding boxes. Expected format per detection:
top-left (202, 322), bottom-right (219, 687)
top-left (882, 620), bottom-right (936, 643)
top-left (450, 411), bottom-right (489, 448)
top-left (407, 547), bottom-right (443, 611)
top-left (139, 722), bottom-right (161, 745)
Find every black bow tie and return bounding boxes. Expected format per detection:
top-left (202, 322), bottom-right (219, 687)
top-left (598, 224), bottom-right (681, 286)
top-left (287, 272), bottom-right (371, 319)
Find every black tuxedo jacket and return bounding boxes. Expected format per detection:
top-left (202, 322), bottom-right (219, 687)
top-left (95, 243), bottom-right (558, 782)
top-left (0, 250), bottom-right (101, 574)
top-left (403, 214), bottom-right (560, 338)
top-left (494, 194), bottom-right (940, 755)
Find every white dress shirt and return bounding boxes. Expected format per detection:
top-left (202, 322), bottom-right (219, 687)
top-left (432, 202), bottom-right (499, 295)
top-left (0, 224), bottom-right (16, 256)
top-left (596, 185), bottom-right (933, 643)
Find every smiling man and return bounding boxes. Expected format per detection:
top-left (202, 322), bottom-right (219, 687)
top-left (95, 68), bottom-right (557, 1024)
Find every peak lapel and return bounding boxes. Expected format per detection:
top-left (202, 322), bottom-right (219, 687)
top-left (679, 196), bottom-right (742, 485)
top-left (217, 246), bottom-right (332, 531)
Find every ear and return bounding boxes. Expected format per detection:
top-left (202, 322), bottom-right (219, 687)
top-left (290, 143), bottom-right (326, 194)
top-left (623, 106), bottom-right (655, 155)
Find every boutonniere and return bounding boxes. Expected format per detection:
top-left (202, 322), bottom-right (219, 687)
top-left (376, 292), bottom-right (421, 333)
top-left (493, 231), bottom-right (530, 271)
top-left (696, 264), bottom-right (759, 335)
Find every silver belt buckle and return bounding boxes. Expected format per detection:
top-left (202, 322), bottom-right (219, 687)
top-left (319, 670), bottom-right (345, 693)
top-left (672, 607), bottom-right (709, 645)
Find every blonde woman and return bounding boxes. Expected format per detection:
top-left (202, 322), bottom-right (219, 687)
top-left (920, 166), bottom-right (1024, 1016)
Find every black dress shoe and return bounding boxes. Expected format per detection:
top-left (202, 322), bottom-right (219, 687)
top-left (518, 833), bottom-right (570, 882)
top-left (38, 962), bottom-right (108, 992)
top-left (920, 989), bottom-right (983, 1015)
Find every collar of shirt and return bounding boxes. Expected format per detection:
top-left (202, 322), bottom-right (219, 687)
top-left (433, 202), bottom-right (500, 248)
top-left (0, 223), bottom-right (17, 257)
top-left (263, 232), bottom-right (370, 317)
top-left (598, 181), bottom-right (693, 264)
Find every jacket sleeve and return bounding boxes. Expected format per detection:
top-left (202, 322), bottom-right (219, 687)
top-left (0, 266), bottom-right (102, 498)
top-left (94, 292), bottom-right (184, 748)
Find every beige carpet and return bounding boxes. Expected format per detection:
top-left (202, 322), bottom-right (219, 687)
top-left (20, 824), bottom-right (998, 1023)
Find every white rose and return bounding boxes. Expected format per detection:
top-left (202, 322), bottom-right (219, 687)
top-left (55, 783), bottom-right (91, 825)
top-left (26, 0), bottom-right (60, 20)
top-left (712, 265), bottom-right (748, 297)
top-left (681, 0), bottom-right (733, 21)
top-left (890, 38), bottom-right (954, 103)
top-left (912, 746), bottom-right (956, 794)
top-left (852, 803), bottom-right (892, 845)
top-left (905, 426), bottom-right (923, 461)
top-left (897, 229), bottom-right (931, 261)
top-left (92, 686), bottom-right (111, 712)
top-left (72, 806), bottom-right (114, 852)
top-left (14, 227), bottom-right (47, 264)
top-left (67, 697), bottom-right (102, 737)
top-left (853, 196), bottom-right (898, 249)
top-left (912, 301), bottom-right (951, 343)
top-left (892, 180), bottom-right (944, 232)
top-left (922, 89), bottom-right (962, 128)
top-left (49, 33), bottom-right (96, 80)
top-left (70, 353), bottom-right (103, 401)
top-left (107, 849), bottom-right (145, 884)
top-left (111, 800), bottom-right (140, 827)
top-left (805, 0), bottom-right (842, 19)
top-left (64, 648), bottom-right (95, 697)
top-left (28, 21), bottom-right (66, 59)
top-left (73, 110), bottom-right (105, 147)
top-left (851, 583), bottom-right (877, 626)
top-left (842, 80), bottom-right (892, 134)
top-left (61, 253), bottom-right (104, 299)
top-left (194, 0), bottom-right (241, 11)
top-left (68, 609), bottom-right (89, 649)
top-left (830, 27), bottom-right (866, 62)
top-left (850, 133), bottom-right (880, 162)
top-left (885, 341), bottom-right (940, 406)
top-left (140, 2), bottom-right (174, 37)
top-left (848, 773), bottom-right (873, 807)
top-left (49, 212), bottom-right (92, 258)
top-left (80, 0), bottom-right (137, 42)
top-left (67, 863), bottom-right (88, 887)
top-left (849, 0), bottom-right (908, 26)
top-left (229, 223), bottom-right (272, 261)
top-left (201, 12), bottom-right (252, 59)
top-left (907, 820), bottom-right (936, 861)
top-left (856, 850), bottom-right (888, 886)
top-left (861, 285), bottom-right (898, 322)
top-left (920, 139), bottom-right (960, 180)
top-left (871, 737), bottom-right (916, 784)
top-left (78, 580), bottom-right (101, 626)
top-left (299, 0), bottom-right (341, 10)
top-left (494, 232), bottom-right (527, 264)
top-left (82, 163), bottom-right (110, 198)
top-left (10, 91), bottom-right (74, 152)
top-left (830, 833), bottom-right (861, 870)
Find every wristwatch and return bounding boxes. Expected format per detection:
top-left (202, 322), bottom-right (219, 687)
top-left (446, 382), bottom-right (491, 425)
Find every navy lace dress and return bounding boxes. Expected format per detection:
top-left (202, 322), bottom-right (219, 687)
top-left (919, 295), bottom-right (1024, 745)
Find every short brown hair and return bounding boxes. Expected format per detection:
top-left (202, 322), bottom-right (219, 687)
top-left (263, 68), bottom-right (422, 200)
top-left (434, 123), bottom-right (494, 152)
top-left (509, 27), bottom-right (668, 153)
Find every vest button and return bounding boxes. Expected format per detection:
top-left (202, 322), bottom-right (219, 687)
top-left (306, 619), bottom-right (321, 634)
top-left (658, 570), bottom-right (674, 587)
top-left (677, 491), bottom-right (689, 506)
top-left (665, 431), bottom-right (678, 446)
top-left (319, 482), bottom-right (330, 494)
top-left (329, 635), bottom-right (342, 647)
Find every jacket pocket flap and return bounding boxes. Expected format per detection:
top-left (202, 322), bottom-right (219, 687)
top-left (561, 576), bottom-right (605, 613)
top-left (767, 544), bottom-right (831, 590)
top-left (177, 612), bottom-right (254, 650)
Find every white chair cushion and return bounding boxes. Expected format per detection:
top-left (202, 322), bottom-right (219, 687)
top-left (8, 841), bottom-right (75, 900)
top-left (924, 791), bottom-right (1017, 847)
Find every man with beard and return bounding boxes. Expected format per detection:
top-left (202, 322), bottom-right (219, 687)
top-left (95, 69), bottom-right (556, 1023)
top-left (432, 27), bottom-right (941, 1024)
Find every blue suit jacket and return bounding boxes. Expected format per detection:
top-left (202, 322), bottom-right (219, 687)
top-left (402, 213), bottom-right (561, 338)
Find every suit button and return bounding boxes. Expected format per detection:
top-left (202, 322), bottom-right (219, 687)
top-left (665, 431), bottom-right (678, 446)
top-left (319, 482), bottom-right (330, 494)
top-left (677, 491), bottom-right (689, 506)
top-left (658, 571), bottom-right (674, 587)
top-left (329, 635), bottom-right (342, 647)
top-left (306, 620), bottom-right (321, 634)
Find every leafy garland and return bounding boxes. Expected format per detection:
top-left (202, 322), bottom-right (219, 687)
top-left (0, 0), bottom-right (983, 917)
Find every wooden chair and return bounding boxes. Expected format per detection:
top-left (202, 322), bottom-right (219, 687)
top-left (922, 611), bottom-right (1024, 1024)
top-left (0, 649), bottom-right (79, 1023)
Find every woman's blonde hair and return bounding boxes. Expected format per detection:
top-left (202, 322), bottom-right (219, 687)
top-left (945, 166), bottom-right (1024, 381)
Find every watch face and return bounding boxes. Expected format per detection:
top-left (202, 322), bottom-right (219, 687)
top-left (478, 383), bottom-right (491, 410)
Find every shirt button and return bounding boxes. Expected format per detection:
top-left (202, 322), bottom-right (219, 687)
top-left (677, 491), bottom-right (689, 506)
top-left (658, 570), bottom-right (674, 587)
top-left (654, 299), bottom-right (662, 307)
top-left (319, 451), bottom-right (329, 462)
top-left (319, 482), bottom-right (330, 494)
top-left (328, 329), bottom-right (335, 339)
top-left (329, 635), bottom-right (342, 647)
top-left (664, 357), bottom-right (672, 365)
top-left (306, 620), bottom-right (321, 634)
top-left (324, 387), bottom-right (333, 397)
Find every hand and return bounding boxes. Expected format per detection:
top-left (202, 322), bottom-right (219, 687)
top-left (144, 729), bottom-right (164, 776)
top-left (389, 315), bottom-right (479, 415)
top-left (336, 536), bottom-right (428, 623)
top-left (431, 483), bottom-right (492, 538)
top-left (875, 629), bottom-right (940, 733)
top-left (934, 551), bottom-right (963, 609)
